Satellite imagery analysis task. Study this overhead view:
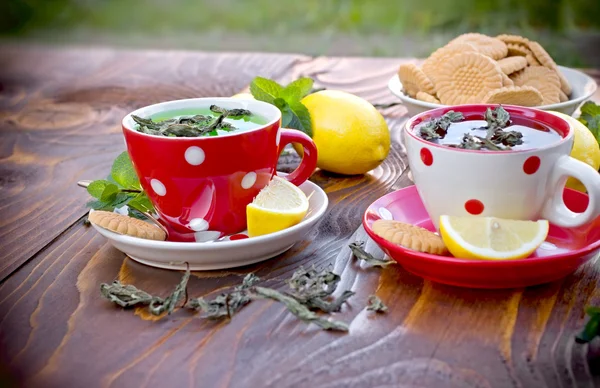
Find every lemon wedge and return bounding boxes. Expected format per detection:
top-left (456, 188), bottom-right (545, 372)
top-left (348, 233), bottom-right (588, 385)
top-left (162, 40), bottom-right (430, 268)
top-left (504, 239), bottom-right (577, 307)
top-left (246, 176), bottom-right (309, 237)
top-left (439, 215), bottom-right (549, 260)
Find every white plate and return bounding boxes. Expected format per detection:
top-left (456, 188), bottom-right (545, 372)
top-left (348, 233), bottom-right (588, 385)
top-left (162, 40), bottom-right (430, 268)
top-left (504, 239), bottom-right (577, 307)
top-left (388, 65), bottom-right (598, 117)
top-left (90, 175), bottom-right (328, 270)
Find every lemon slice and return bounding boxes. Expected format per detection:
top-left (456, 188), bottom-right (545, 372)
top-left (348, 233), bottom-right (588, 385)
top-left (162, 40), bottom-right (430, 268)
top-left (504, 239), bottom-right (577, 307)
top-left (439, 215), bottom-right (549, 260)
top-left (246, 176), bottom-right (309, 237)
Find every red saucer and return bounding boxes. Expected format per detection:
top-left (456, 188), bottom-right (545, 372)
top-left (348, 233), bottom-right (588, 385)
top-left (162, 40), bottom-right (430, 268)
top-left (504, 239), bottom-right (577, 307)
top-left (363, 185), bottom-right (600, 289)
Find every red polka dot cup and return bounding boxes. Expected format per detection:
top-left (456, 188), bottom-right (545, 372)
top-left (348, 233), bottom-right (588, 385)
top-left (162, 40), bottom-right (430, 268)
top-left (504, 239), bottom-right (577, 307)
top-left (122, 98), bottom-right (318, 242)
top-left (404, 104), bottom-right (600, 230)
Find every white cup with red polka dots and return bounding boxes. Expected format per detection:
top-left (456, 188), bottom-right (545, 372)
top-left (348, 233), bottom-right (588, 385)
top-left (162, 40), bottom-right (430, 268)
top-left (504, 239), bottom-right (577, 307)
top-left (404, 104), bottom-right (600, 231)
top-left (122, 98), bottom-right (318, 242)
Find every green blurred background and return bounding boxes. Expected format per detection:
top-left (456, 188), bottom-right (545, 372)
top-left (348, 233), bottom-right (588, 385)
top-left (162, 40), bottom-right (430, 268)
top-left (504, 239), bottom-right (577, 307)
top-left (2, 0), bottom-right (599, 66)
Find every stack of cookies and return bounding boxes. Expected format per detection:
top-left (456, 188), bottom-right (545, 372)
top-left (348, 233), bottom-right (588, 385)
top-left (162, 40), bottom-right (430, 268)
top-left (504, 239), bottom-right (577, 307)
top-left (398, 33), bottom-right (572, 107)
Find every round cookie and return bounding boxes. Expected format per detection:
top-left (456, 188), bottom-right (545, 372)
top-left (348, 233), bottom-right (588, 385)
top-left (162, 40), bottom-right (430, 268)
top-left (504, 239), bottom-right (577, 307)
top-left (559, 90), bottom-right (569, 102)
top-left (497, 56), bottom-right (528, 75)
top-left (371, 219), bottom-right (448, 255)
top-left (436, 52), bottom-right (504, 105)
top-left (526, 53), bottom-right (541, 66)
top-left (506, 43), bottom-right (531, 57)
top-left (448, 33), bottom-right (508, 60)
top-left (496, 34), bottom-right (530, 46)
top-left (88, 210), bottom-right (167, 241)
top-left (421, 42), bottom-right (479, 85)
top-left (511, 66), bottom-right (561, 105)
top-left (501, 72), bottom-right (514, 87)
top-left (555, 69), bottom-right (572, 96)
top-left (416, 91), bottom-right (441, 104)
top-left (482, 86), bottom-right (544, 106)
top-left (398, 63), bottom-right (435, 97)
top-left (528, 41), bottom-right (558, 69)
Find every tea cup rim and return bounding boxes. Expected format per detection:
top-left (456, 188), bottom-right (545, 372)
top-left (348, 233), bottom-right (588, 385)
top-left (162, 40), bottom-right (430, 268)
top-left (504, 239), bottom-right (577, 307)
top-left (122, 97), bottom-right (281, 140)
top-left (404, 104), bottom-right (573, 154)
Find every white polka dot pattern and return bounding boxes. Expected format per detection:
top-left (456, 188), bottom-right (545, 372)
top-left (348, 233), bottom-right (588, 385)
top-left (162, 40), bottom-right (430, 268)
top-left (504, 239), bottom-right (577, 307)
top-left (185, 146), bottom-right (205, 166)
top-left (189, 218), bottom-right (209, 232)
top-left (150, 179), bottom-right (166, 196)
top-left (241, 172), bottom-right (257, 189)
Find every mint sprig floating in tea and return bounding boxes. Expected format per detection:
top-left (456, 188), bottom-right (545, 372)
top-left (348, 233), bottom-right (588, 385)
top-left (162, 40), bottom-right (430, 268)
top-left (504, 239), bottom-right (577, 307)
top-left (420, 105), bottom-right (525, 151)
top-left (132, 104), bottom-right (252, 137)
top-left (250, 76), bottom-right (314, 137)
top-left (349, 241), bottom-right (396, 268)
top-left (86, 151), bottom-right (154, 218)
top-left (477, 105), bottom-right (523, 148)
top-left (367, 295), bottom-right (388, 313)
top-left (418, 110), bottom-right (464, 141)
top-left (459, 106), bottom-right (522, 150)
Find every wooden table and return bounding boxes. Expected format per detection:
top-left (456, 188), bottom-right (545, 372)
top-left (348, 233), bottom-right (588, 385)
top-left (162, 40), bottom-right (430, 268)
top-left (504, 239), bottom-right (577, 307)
top-left (1, 44), bottom-right (600, 388)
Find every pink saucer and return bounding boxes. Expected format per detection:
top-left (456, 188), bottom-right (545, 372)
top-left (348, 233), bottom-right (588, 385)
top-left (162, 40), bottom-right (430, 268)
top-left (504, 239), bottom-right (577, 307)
top-left (363, 185), bottom-right (600, 289)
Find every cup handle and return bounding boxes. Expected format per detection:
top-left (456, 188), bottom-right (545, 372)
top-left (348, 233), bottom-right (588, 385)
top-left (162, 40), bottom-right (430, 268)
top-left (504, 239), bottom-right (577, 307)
top-left (277, 128), bottom-right (318, 186)
top-left (541, 155), bottom-right (600, 227)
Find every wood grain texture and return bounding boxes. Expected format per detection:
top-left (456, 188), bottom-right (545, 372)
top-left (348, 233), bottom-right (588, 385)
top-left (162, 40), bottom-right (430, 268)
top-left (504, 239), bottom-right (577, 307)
top-left (0, 43), bottom-right (310, 281)
top-left (1, 47), bottom-right (600, 388)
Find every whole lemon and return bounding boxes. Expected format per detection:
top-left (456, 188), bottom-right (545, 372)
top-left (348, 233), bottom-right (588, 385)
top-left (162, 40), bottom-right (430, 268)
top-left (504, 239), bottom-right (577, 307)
top-left (295, 90), bottom-right (391, 175)
top-left (549, 111), bottom-right (600, 193)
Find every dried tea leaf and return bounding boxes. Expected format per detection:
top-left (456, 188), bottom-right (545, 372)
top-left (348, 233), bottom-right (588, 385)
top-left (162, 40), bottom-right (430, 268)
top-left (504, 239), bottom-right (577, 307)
top-left (419, 110), bottom-right (465, 140)
top-left (473, 106), bottom-right (519, 149)
top-left (367, 295), bottom-right (388, 313)
top-left (132, 105), bottom-right (250, 138)
top-left (209, 105), bottom-right (252, 118)
top-left (491, 129), bottom-right (523, 147)
top-left (349, 241), bottom-right (395, 268)
top-left (148, 268), bottom-right (191, 316)
top-left (253, 286), bottom-right (349, 332)
top-left (286, 266), bottom-right (354, 313)
top-left (487, 105), bottom-right (511, 130)
top-left (187, 273), bottom-right (260, 319)
top-left (100, 281), bottom-right (159, 308)
top-left (163, 124), bottom-right (205, 137)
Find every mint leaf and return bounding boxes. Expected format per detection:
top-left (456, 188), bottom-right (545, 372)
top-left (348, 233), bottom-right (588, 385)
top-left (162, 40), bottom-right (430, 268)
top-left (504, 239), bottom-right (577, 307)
top-left (111, 152), bottom-right (141, 190)
top-left (578, 101), bottom-right (600, 144)
top-left (284, 78), bottom-right (314, 98)
top-left (280, 86), bottom-right (302, 102)
top-left (286, 100), bottom-right (313, 137)
top-left (86, 193), bottom-right (130, 211)
top-left (110, 193), bottom-right (131, 208)
top-left (86, 199), bottom-right (112, 211)
top-left (100, 183), bottom-right (120, 202)
top-left (87, 180), bottom-right (112, 199)
top-left (127, 193), bottom-right (155, 213)
top-left (249, 77), bottom-right (284, 104)
top-left (274, 98), bottom-right (293, 127)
